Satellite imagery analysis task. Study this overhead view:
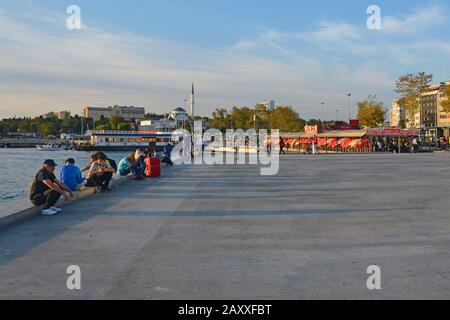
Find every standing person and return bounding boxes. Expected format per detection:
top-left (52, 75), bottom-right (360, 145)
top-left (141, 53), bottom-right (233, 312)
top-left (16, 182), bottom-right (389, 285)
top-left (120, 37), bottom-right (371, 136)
top-left (391, 141), bottom-right (398, 154)
top-left (162, 143), bottom-right (174, 167)
top-left (279, 138), bottom-right (286, 155)
top-left (197, 136), bottom-right (205, 158)
top-left (164, 143), bottom-right (173, 159)
top-left (60, 158), bottom-right (85, 191)
top-left (411, 137), bottom-right (419, 153)
top-left (266, 139), bottom-right (272, 154)
top-left (29, 160), bottom-right (74, 216)
top-left (440, 136), bottom-right (447, 150)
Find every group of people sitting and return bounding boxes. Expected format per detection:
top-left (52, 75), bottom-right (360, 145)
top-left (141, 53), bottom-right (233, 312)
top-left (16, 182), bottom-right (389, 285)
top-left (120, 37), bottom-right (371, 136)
top-left (29, 152), bottom-right (118, 216)
top-left (117, 144), bottom-right (174, 180)
top-left (29, 144), bottom-right (174, 216)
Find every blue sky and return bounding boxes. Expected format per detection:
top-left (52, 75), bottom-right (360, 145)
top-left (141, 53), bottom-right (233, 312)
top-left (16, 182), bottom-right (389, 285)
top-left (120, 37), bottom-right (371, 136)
top-left (1, 0), bottom-right (450, 120)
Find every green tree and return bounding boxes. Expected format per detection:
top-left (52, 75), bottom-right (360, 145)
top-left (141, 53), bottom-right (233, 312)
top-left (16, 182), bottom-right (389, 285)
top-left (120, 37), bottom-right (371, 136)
top-left (211, 108), bottom-right (229, 132)
top-left (60, 117), bottom-right (72, 133)
top-left (307, 119), bottom-right (322, 126)
top-left (41, 122), bottom-right (57, 137)
top-left (118, 122), bottom-right (131, 130)
top-left (357, 95), bottom-right (387, 128)
top-left (18, 118), bottom-right (31, 132)
top-left (110, 115), bottom-right (124, 130)
top-left (395, 72), bottom-right (433, 122)
top-left (230, 106), bottom-right (254, 130)
top-left (268, 106), bottom-right (305, 132)
top-left (254, 104), bottom-right (270, 129)
top-left (96, 124), bottom-right (111, 130)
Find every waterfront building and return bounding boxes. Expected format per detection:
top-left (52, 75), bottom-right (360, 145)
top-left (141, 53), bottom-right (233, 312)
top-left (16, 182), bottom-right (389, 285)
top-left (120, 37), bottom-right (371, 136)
top-left (389, 81), bottom-right (450, 137)
top-left (390, 100), bottom-right (404, 127)
top-left (390, 100), bottom-right (420, 129)
top-left (55, 111), bottom-right (71, 119)
top-left (43, 112), bottom-right (55, 119)
top-left (420, 85), bottom-right (440, 130)
top-left (417, 82), bottom-right (450, 137)
top-left (83, 105), bottom-right (146, 121)
top-left (435, 82), bottom-right (450, 138)
top-left (260, 99), bottom-right (275, 111)
top-left (43, 110), bottom-right (71, 120)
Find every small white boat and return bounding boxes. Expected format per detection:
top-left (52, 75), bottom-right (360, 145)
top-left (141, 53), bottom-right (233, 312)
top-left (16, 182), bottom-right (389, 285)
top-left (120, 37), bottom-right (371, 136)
top-left (36, 144), bottom-right (65, 151)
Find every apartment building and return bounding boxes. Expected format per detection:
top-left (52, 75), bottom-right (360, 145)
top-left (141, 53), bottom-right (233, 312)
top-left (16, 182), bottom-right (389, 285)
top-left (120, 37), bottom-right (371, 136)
top-left (83, 105), bottom-right (146, 121)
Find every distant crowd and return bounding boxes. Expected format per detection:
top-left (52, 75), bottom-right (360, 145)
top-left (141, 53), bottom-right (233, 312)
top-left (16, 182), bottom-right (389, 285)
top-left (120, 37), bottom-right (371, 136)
top-left (29, 143), bottom-right (174, 216)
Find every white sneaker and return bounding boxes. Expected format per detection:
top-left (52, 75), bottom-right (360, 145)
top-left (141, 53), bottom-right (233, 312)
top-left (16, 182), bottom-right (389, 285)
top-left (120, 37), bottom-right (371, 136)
top-left (42, 208), bottom-right (58, 216)
top-left (50, 207), bottom-right (63, 212)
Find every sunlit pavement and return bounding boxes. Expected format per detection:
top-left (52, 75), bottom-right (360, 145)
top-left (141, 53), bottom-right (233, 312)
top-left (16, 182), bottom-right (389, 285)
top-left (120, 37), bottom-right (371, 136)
top-left (1, 153), bottom-right (450, 299)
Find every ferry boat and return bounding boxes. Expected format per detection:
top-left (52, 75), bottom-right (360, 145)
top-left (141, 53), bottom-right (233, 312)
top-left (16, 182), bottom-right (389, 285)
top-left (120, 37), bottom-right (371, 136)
top-left (74, 130), bottom-right (179, 152)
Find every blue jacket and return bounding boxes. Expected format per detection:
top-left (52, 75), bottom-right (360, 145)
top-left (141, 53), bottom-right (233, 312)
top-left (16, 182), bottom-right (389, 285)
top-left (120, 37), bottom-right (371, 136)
top-left (60, 164), bottom-right (85, 191)
top-left (164, 144), bottom-right (173, 157)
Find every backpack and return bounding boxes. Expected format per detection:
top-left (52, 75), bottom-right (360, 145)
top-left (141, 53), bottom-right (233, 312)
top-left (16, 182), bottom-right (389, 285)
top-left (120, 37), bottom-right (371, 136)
top-left (108, 158), bottom-right (118, 171)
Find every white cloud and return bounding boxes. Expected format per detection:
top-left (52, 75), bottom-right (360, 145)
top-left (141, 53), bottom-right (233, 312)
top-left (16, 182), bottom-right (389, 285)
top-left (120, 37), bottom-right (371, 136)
top-left (296, 22), bottom-right (362, 43)
top-left (0, 4), bottom-right (449, 121)
top-left (383, 6), bottom-right (446, 33)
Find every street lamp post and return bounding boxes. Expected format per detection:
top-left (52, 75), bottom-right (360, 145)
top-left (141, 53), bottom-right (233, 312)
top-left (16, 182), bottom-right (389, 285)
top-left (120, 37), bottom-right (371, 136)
top-left (346, 92), bottom-right (352, 123)
top-left (321, 102), bottom-right (325, 121)
top-left (321, 102), bottom-right (325, 129)
top-left (182, 100), bottom-right (187, 131)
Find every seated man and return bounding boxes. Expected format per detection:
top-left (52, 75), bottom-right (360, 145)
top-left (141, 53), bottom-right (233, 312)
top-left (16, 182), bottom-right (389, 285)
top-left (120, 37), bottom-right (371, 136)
top-left (118, 154), bottom-right (144, 180)
top-left (60, 158), bottom-right (85, 191)
top-left (86, 153), bottom-right (116, 191)
top-left (29, 159), bottom-right (74, 216)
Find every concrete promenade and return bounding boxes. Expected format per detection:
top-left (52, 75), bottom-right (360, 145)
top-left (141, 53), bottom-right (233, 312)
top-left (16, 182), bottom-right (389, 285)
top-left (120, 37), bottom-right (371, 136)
top-left (1, 153), bottom-right (450, 299)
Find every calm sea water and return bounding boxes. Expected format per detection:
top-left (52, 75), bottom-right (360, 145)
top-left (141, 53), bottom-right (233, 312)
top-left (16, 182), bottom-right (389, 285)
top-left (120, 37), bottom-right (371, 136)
top-left (0, 148), bottom-right (130, 203)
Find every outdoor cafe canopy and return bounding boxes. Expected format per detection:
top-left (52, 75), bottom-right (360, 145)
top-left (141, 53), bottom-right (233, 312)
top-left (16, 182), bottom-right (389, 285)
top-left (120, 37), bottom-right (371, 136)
top-left (315, 130), bottom-right (367, 139)
top-left (280, 128), bottom-right (419, 140)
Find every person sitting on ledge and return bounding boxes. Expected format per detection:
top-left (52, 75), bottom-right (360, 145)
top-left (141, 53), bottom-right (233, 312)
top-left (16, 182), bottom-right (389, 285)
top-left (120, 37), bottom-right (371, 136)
top-left (118, 153), bottom-right (144, 180)
top-left (29, 159), bottom-right (74, 216)
top-left (82, 153), bottom-right (98, 173)
top-left (86, 153), bottom-right (116, 191)
top-left (60, 158), bottom-right (85, 191)
top-left (135, 148), bottom-right (146, 168)
top-left (96, 152), bottom-right (117, 191)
